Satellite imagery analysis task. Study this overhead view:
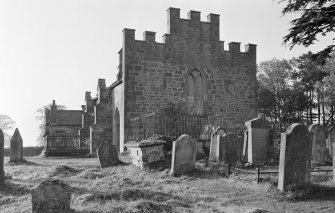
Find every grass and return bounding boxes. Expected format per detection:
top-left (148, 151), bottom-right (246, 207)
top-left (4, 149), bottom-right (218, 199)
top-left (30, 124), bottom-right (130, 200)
top-left (0, 156), bottom-right (335, 213)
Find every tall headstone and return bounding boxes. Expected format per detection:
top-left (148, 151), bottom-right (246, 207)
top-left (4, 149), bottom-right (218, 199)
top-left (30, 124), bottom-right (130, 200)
top-left (171, 134), bottom-right (197, 176)
top-left (309, 124), bottom-right (327, 163)
top-left (97, 141), bottom-right (119, 168)
top-left (31, 179), bottom-right (72, 213)
top-left (327, 125), bottom-right (335, 157)
top-left (0, 129), bottom-right (4, 185)
top-left (278, 123), bottom-right (312, 191)
top-left (218, 133), bottom-right (240, 166)
top-left (245, 118), bottom-right (271, 164)
top-left (10, 128), bottom-right (23, 162)
top-left (242, 129), bottom-right (248, 162)
top-left (209, 127), bottom-right (225, 161)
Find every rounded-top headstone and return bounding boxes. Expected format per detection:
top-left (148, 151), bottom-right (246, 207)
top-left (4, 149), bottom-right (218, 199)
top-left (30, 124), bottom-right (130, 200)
top-left (308, 124), bottom-right (327, 163)
top-left (10, 128), bottom-right (23, 162)
top-left (97, 141), bottom-right (119, 168)
top-left (31, 179), bottom-right (73, 213)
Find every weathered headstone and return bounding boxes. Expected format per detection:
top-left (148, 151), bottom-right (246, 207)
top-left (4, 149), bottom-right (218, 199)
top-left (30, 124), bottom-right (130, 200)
top-left (309, 124), bottom-right (327, 164)
top-left (97, 141), bottom-right (119, 168)
top-left (245, 118), bottom-right (271, 164)
top-left (278, 123), bottom-right (312, 191)
top-left (242, 129), bottom-right (248, 162)
top-left (327, 125), bottom-right (335, 156)
top-left (0, 129), bottom-right (4, 185)
top-left (10, 128), bottom-right (23, 162)
top-left (171, 134), bottom-right (197, 176)
top-left (31, 179), bottom-right (73, 213)
top-left (218, 133), bottom-right (240, 166)
top-left (209, 127), bottom-right (225, 161)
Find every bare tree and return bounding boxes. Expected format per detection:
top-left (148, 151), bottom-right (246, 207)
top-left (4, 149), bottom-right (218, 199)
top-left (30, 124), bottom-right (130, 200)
top-left (0, 114), bottom-right (15, 147)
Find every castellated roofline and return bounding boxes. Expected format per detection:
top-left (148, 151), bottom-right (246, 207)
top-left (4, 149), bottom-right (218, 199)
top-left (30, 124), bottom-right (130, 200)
top-left (121, 8), bottom-right (256, 55)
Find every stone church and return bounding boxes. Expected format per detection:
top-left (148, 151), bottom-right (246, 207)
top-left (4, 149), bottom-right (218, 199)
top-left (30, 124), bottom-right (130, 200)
top-left (78, 8), bottom-right (257, 155)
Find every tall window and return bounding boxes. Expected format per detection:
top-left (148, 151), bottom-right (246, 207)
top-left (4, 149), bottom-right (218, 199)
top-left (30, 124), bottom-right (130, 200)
top-left (187, 69), bottom-right (203, 114)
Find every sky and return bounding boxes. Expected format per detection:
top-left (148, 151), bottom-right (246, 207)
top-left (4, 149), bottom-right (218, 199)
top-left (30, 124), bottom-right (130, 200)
top-left (0, 0), bottom-right (333, 146)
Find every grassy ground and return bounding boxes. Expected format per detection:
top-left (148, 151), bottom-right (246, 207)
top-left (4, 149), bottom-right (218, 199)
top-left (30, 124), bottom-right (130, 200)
top-left (1, 155), bottom-right (335, 213)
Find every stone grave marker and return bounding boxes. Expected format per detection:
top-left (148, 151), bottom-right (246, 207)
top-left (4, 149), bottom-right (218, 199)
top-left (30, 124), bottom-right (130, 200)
top-left (31, 179), bottom-right (73, 213)
top-left (171, 134), bottom-right (197, 176)
top-left (97, 141), bottom-right (119, 168)
top-left (309, 124), bottom-right (327, 164)
top-left (0, 129), bottom-right (4, 185)
top-left (209, 127), bottom-right (225, 161)
top-left (327, 125), bottom-right (335, 156)
top-left (242, 129), bottom-right (248, 162)
top-left (245, 118), bottom-right (271, 164)
top-left (10, 128), bottom-right (23, 162)
top-left (278, 123), bottom-right (312, 191)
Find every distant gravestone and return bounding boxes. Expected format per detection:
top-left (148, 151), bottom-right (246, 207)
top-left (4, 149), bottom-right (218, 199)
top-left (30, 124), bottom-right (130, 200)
top-left (309, 124), bottom-right (327, 163)
top-left (327, 125), bottom-right (335, 156)
top-left (245, 118), bottom-right (271, 164)
top-left (31, 179), bottom-right (73, 213)
top-left (97, 141), bottom-right (119, 168)
top-left (209, 127), bottom-right (225, 161)
top-left (171, 134), bottom-right (197, 176)
top-left (218, 133), bottom-right (240, 166)
top-left (242, 129), bottom-right (248, 162)
top-left (278, 123), bottom-right (312, 191)
top-left (0, 129), bottom-right (4, 186)
top-left (10, 128), bottom-right (23, 162)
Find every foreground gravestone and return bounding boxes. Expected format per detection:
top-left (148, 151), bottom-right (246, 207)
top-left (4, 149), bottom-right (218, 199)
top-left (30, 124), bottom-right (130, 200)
top-left (0, 129), bottom-right (4, 185)
top-left (171, 134), bottom-right (197, 176)
top-left (278, 123), bottom-right (312, 191)
top-left (97, 141), bottom-right (119, 168)
top-left (10, 128), bottom-right (23, 162)
top-left (31, 179), bottom-right (72, 213)
top-left (327, 125), bottom-right (335, 156)
top-left (309, 124), bottom-right (327, 164)
top-left (209, 127), bottom-right (225, 161)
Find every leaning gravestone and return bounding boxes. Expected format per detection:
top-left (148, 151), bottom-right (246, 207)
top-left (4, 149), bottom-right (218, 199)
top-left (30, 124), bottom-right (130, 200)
top-left (218, 133), bottom-right (240, 166)
top-left (10, 128), bottom-right (23, 162)
top-left (171, 134), bottom-right (197, 176)
top-left (309, 124), bottom-right (327, 164)
top-left (209, 127), bottom-right (225, 161)
top-left (0, 129), bottom-right (4, 185)
top-left (31, 179), bottom-right (73, 213)
top-left (242, 129), bottom-right (248, 162)
top-left (97, 141), bottom-right (119, 168)
top-left (278, 123), bottom-right (312, 191)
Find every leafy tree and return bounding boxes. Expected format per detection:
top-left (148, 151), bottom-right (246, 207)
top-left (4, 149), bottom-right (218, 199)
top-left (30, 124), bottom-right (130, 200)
top-left (35, 103), bottom-right (66, 146)
top-left (0, 114), bottom-right (15, 147)
top-left (279, 0), bottom-right (335, 62)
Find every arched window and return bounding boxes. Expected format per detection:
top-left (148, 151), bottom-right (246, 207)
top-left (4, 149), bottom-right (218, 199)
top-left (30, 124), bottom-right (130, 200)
top-left (187, 69), bottom-right (203, 114)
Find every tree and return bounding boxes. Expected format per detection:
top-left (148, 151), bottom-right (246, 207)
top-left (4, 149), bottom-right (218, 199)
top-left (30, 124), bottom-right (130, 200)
top-left (279, 0), bottom-right (335, 62)
top-left (35, 103), bottom-right (66, 146)
top-left (0, 114), bottom-right (15, 147)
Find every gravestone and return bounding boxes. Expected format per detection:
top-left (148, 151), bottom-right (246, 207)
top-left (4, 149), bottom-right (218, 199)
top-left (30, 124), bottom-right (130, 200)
top-left (278, 123), bottom-right (312, 191)
top-left (209, 127), bottom-right (225, 161)
top-left (0, 129), bottom-right (4, 185)
top-left (218, 133), bottom-right (241, 166)
top-left (327, 125), bottom-right (335, 156)
top-left (245, 118), bottom-right (271, 164)
top-left (31, 179), bottom-right (73, 213)
top-left (97, 141), bottom-right (119, 168)
top-left (10, 128), bottom-right (23, 162)
top-left (171, 134), bottom-right (197, 176)
top-left (309, 124), bottom-right (327, 164)
top-left (242, 129), bottom-right (248, 162)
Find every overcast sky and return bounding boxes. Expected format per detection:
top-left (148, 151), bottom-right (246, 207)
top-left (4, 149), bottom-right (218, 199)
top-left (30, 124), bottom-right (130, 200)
top-left (0, 0), bottom-right (332, 146)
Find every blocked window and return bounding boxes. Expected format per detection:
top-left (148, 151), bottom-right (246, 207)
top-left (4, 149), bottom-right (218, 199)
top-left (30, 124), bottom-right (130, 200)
top-left (187, 69), bottom-right (203, 114)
